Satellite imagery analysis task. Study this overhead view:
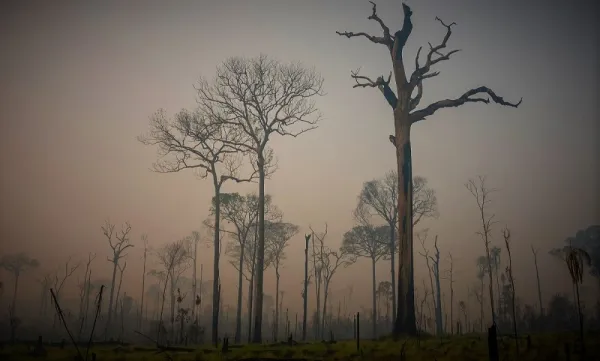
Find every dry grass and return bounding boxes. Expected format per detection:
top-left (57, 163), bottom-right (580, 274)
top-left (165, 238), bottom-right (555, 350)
top-left (2, 332), bottom-right (598, 361)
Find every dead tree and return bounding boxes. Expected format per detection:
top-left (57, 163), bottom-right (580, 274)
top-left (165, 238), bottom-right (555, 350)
top-left (114, 261), bottom-right (127, 321)
top-left (466, 176), bottom-right (498, 325)
top-left (77, 253), bottom-right (96, 339)
top-left (139, 107), bottom-right (259, 345)
top-left (336, 2), bottom-right (521, 335)
top-left (0, 253), bottom-right (40, 316)
top-left (430, 236), bottom-right (443, 336)
top-left (417, 230), bottom-right (438, 333)
top-left (139, 234), bottom-right (149, 331)
top-left (51, 257), bottom-right (80, 328)
top-left (310, 224), bottom-right (328, 340)
top-left (196, 55), bottom-right (325, 343)
top-left (268, 222), bottom-right (299, 341)
top-left (102, 220), bottom-right (133, 327)
top-left (502, 227), bottom-right (519, 355)
top-left (311, 225), bottom-right (355, 336)
top-left (446, 252), bottom-right (455, 334)
top-left (302, 234), bottom-right (311, 341)
top-left (530, 245), bottom-right (544, 317)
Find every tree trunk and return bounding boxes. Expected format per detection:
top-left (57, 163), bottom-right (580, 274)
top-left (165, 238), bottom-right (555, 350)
top-left (235, 245), bottom-right (245, 343)
top-left (11, 272), bottom-right (20, 316)
top-left (393, 116), bottom-right (416, 336)
top-left (212, 179), bottom-right (222, 345)
top-left (247, 256), bottom-right (255, 343)
top-left (252, 155), bottom-right (266, 343)
top-left (532, 250), bottom-right (543, 316)
top-left (275, 270), bottom-right (280, 341)
top-left (191, 236), bottom-right (197, 319)
top-left (141, 249), bottom-right (147, 331)
top-left (389, 222), bottom-right (397, 326)
top-left (322, 279), bottom-right (329, 337)
top-left (107, 261), bottom-right (118, 325)
top-left (371, 257), bottom-right (377, 338)
top-left (434, 261), bottom-right (443, 335)
top-left (302, 235), bottom-right (309, 341)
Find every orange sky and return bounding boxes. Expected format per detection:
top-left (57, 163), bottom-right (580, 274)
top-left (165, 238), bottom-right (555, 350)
top-left (0, 0), bottom-right (598, 319)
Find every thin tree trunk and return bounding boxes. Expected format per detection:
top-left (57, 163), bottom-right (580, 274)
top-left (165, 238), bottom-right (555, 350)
top-left (107, 261), bottom-right (118, 325)
top-left (252, 156), bottom-right (266, 343)
top-left (532, 247), bottom-right (544, 316)
top-left (11, 272), bottom-right (20, 316)
top-left (211, 178), bottom-right (222, 345)
top-left (140, 247), bottom-right (147, 331)
top-left (235, 245), bottom-right (245, 343)
top-left (371, 257), bottom-right (377, 338)
top-left (275, 270), bottom-right (280, 341)
top-left (302, 235), bottom-right (309, 341)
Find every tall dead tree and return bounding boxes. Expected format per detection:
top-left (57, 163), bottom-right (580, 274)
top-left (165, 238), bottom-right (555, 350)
top-left (446, 252), bottom-right (455, 334)
top-left (336, 2), bottom-right (521, 335)
top-left (466, 176), bottom-right (498, 325)
top-left (530, 245), bottom-right (544, 316)
top-left (196, 55), bottom-right (325, 343)
top-left (102, 220), bottom-right (133, 329)
top-left (139, 108), bottom-right (257, 345)
top-left (417, 230), bottom-right (437, 332)
top-left (139, 234), bottom-right (148, 331)
top-left (302, 233), bottom-right (311, 341)
top-left (502, 227), bottom-right (519, 355)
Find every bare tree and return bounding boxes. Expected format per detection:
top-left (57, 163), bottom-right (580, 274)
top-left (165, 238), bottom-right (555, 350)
top-left (154, 240), bottom-right (189, 345)
top-left (530, 245), bottom-right (544, 316)
top-left (52, 256), bottom-right (81, 328)
top-left (102, 220), bottom-right (133, 327)
top-left (139, 234), bottom-right (149, 331)
top-left (336, 2), bottom-right (521, 335)
top-left (139, 107), bottom-right (258, 345)
top-left (0, 253), bottom-right (40, 316)
top-left (474, 256), bottom-right (487, 332)
top-left (114, 261), bottom-right (127, 321)
top-left (268, 221), bottom-right (299, 341)
top-left (489, 246), bottom-right (502, 318)
top-left (502, 227), bottom-right (519, 355)
top-left (309, 223), bottom-right (328, 340)
top-left (52, 256), bottom-right (81, 304)
top-left (417, 230), bottom-right (437, 332)
top-left (310, 225), bottom-right (354, 336)
top-left (77, 252), bottom-right (96, 339)
top-left (357, 172), bottom-right (438, 326)
top-left (342, 221), bottom-right (388, 338)
top-left (466, 176), bottom-right (498, 325)
top-left (302, 233), bottom-right (311, 341)
top-left (446, 252), bottom-right (455, 334)
top-left (196, 55), bottom-right (325, 343)
top-left (431, 236), bottom-right (443, 336)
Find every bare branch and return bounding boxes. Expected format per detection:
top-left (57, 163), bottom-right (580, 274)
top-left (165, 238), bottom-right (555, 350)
top-left (410, 17), bottom-right (461, 88)
top-left (410, 86), bottom-right (522, 123)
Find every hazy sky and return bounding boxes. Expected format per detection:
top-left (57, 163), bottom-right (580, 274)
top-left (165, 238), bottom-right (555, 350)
top-left (1, 0), bottom-right (598, 316)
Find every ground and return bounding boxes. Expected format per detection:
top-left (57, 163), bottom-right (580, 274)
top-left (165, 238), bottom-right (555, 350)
top-left (1, 332), bottom-right (598, 360)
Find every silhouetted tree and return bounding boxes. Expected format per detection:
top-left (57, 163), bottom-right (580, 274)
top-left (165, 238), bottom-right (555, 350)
top-left (139, 107), bottom-right (258, 344)
top-left (196, 55), bottom-right (325, 343)
top-left (342, 214), bottom-right (388, 337)
top-left (268, 221), bottom-right (299, 340)
top-left (466, 176), bottom-right (498, 326)
top-left (336, 2), bottom-right (521, 335)
top-left (0, 252), bottom-right (39, 316)
top-left (357, 172), bottom-right (438, 326)
top-left (101, 220), bottom-right (133, 328)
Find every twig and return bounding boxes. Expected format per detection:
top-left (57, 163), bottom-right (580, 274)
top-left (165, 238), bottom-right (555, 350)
top-left (50, 288), bottom-right (83, 360)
